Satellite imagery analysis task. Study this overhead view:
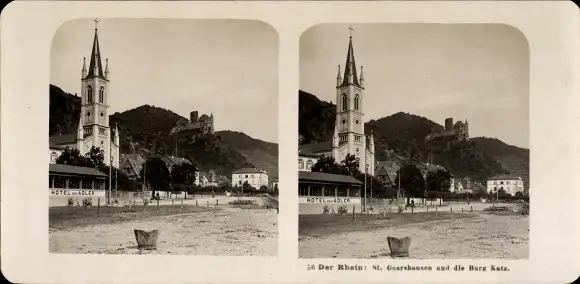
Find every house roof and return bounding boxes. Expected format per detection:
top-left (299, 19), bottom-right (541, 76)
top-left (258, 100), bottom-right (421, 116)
top-left (488, 174), bottom-right (522, 181)
top-left (162, 155), bottom-right (191, 166)
top-left (299, 171), bottom-right (363, 186)
top-left (417, 162), bottom-right (447, 176)
top-left (376, 160), bottom-right (399, 184)
top-left (121, 154), bottom-right (145, 175)
top-left (298, 151), bottom-right (320, 158)
top-left (299, 140), bottom-right (333, 155)
top-left (49, 133), bottom-right (77, 146)
top-left (49, 163), bottom-right (107, 178)
top-left (233, 168), bottom-right (267, 174)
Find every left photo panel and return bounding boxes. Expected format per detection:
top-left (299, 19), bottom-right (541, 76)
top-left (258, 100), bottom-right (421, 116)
top-left (48, 18), bottom-right (279, 256)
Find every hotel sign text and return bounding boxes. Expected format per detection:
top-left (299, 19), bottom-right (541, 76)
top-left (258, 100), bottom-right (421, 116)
top-left (299, 197), bottom-right (361, 204)
top-left (50, 190), bottom-right (106, 197)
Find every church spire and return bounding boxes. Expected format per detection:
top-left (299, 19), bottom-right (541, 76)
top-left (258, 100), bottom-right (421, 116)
top-left (86, 18), bottom-right (106, 80)
top-left (340, 26), bottom-right (360, 88)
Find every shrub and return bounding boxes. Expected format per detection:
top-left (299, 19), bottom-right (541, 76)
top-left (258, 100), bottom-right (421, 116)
top-left (322, 205), bottom-right (329, 214)
top-left (337, 205), bottom-right (348, 215)
top-left (67, 198), bottom-right (75, 207)
top-left (81, 197), bottom-right (92, 207)
top-left (228, 199), bottom-right (255, 206)
top-left (143, 198), bottom-right (150, 206)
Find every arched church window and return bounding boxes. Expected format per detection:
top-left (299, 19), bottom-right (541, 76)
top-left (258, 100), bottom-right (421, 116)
top-left (354, 94), bottom-right (359, 110)
top-left (87, 85), bottom-right (93, 103)
top-left (99, 86), bottom-right (105, 103)
top-left (342, 94), bottom-right (347, 111)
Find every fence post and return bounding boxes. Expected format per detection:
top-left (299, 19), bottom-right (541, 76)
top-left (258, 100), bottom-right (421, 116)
top-left (97, 198), bottom-right (100, 216)
top-left (216, 199), bottom-right (219, 206)
top-left (196, 200), bottom-right (198, 207)
top-left (426, 204), bottom-right (429, 212)
top-left (451, 207), bottom-right (453, 213)
top-left (157, 199), bottom-right (160, 211)
top-left (411, 206), bottom-right (414, 215)
top-left (462, 208), bottom-right (464, 214)
top-left (181, 199), bottom-right (183, 212)
top-left (352, 206), bottom-right (355, 221)
top-left (435, 205), bottom-right (438, 216)
top-left (471, 205), bottom-right (473, 212)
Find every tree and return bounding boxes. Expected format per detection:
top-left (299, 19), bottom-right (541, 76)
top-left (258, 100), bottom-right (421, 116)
top-left (311, 155), bottom-right (346, 175)
top-left (353, 171), bottom-right (384, 198)
top-left (139, 157), bottom-right (170, 197)
top-left (170, 163), bottom-right (197, 199)
top-left (98, 164), bottom-right (136, 191)
top-left (426, 169), bottom-right (452, 192)
top-left (515, 191), bottom-right (524, 198)
top-left (85, 146), bottom-right (105, 168)
top-left (56, 147), bottom-right (90, 167)
top-left (394, 164), bottom-right (425, 205)
top-left (340, 154), bottom-right (359, 176)
top-left (242, 181), bottom-right (255, 193)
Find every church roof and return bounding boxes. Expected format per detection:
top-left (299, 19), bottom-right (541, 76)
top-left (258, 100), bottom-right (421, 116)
top-left (340, 36), bottom-right (361, 88)
top-left (85, 25), bottom-right (106, 80)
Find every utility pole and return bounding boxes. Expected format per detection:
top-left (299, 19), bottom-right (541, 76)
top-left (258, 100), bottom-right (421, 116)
top-left (364, 164), bottom-right (368, 213)
top-left (108, 138), bottom-right (112, 205)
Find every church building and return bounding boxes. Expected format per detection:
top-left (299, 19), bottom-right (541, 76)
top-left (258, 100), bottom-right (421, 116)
top-left (49, 20), bottom-right (120, 168)
top-left (299, 32), bottom-right (376, 176)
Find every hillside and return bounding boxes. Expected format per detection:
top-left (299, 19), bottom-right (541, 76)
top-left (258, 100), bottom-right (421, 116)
top-left (470, 137), bottom-right (530, 187)
top-left (49, 85), bottom-right (81, 136)
top-left (298, 90), bottom-right (335, 144)
top-left (298, 90), bottom-right (529, 186)
top-left (216, 130), bottom-right (279, 180)
top-left (49, 84), bottom-right (278, 179)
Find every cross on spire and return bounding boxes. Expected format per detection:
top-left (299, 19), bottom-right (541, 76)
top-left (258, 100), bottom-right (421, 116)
top-left (94, 18), bottom-right (99, 30)
top-left (348, 25), bottom-right (354, 38)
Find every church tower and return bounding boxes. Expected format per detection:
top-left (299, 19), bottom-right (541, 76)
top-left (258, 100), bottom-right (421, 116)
top-left (335, 30), bottom-right (369, 174)
top-left (79, 19), bottom-right (119, 168)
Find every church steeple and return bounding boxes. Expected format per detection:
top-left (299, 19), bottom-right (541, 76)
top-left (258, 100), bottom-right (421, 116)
top-left (86, 19), bottom-right (106, 80)
top-left (340, 27), bottom-right (360, 88)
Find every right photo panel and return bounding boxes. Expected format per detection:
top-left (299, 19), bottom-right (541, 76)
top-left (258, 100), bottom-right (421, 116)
top-left (298, 23), bottom-right (530, 259)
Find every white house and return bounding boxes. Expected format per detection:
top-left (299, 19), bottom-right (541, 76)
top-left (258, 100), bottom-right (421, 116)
top-left (298, 152), bottom-right (319, 172)
top-left (231, 168), bottom-right (269, 189)
top-left (487, 174), bottom-right (524, 196)
top-left (49, 146), bottom-right (64, 164)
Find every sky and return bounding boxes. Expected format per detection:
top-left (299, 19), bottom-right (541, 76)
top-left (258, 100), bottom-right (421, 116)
top-left (300, 23), bottom-right (530, 149)
top-left (51, 18), bottom-right (278, 143)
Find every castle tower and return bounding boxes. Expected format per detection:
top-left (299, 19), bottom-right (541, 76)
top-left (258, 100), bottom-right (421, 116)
top-left (464, 118), bottom-right (469, 141)
top-left (335, 30), bottom-right (369, 174)
top-left (79, 19), bottom-right (119, 168)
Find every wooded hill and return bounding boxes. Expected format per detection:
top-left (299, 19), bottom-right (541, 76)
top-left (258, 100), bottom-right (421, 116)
top-left (298, 90), bottom-right (529, 187)
top-left (49, 84), bottom-right (278, 179)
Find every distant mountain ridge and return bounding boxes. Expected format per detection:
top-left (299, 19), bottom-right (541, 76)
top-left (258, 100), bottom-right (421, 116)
top-left (298, 90), bottom-right (529, 187)
top-left (49, 84), bottom-right (278, 180)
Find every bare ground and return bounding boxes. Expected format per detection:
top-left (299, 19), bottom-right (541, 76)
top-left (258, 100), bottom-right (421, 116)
top-left (49, 207), bottom-right (278, 256)
top-left (299, 212), bottom-right (528, 259)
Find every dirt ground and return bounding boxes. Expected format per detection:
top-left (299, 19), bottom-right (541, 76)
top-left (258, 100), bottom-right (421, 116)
top-left (50, 207), bottom-right (278, 256)
top-left (299, 212), bottom-right (528, 259)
